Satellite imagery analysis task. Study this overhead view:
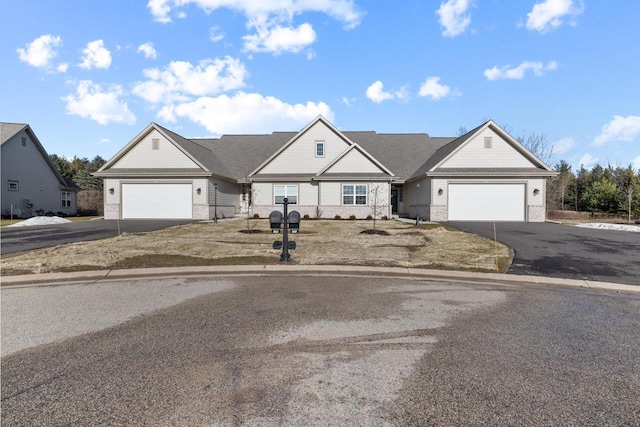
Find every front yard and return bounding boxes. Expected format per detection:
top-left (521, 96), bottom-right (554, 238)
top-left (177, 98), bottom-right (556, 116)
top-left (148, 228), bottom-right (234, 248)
top-left (1, 219), bottom-right (513, 276)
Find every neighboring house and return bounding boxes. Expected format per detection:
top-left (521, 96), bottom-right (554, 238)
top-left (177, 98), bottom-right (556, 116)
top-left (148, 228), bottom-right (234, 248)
top-left (1, 123), bottom-right (78, 217)
top-left (95, 116), bottom-right (556, 222)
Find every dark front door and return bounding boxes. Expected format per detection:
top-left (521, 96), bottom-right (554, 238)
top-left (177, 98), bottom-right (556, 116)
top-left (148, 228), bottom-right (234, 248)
top-left (391, 189), bottom-right (398, 214)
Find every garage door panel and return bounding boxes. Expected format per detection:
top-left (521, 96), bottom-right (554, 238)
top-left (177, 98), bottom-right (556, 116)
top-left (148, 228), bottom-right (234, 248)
top-left (122, 184), bottom-right (192, 219)
top-left (449, 183), bottom-right (525, 221)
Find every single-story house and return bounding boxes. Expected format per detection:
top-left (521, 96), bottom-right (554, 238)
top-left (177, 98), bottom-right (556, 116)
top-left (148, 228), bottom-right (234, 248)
top-left (1, 122), bottom-right (78, 218)
top-left (95, 116), bottom-right (556, 222)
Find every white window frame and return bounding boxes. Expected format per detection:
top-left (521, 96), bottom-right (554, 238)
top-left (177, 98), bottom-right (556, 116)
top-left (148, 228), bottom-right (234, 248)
top-left (315, 141), bottom-right (325, 157)
top-left (8, 180), bottom-right (19, 191)
top-left (61, 191), bottom-right (72, 208)
top-left (274, 185), bottom-right (298, 205)
top-left (342, 184), bottom-right (367, 205)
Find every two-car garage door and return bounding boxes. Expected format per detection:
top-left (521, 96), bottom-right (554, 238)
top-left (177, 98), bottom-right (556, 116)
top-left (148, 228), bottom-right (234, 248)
top-left (121, 183), bottom-right (192, 219)
top-left (448, 183), bottom-right (525, 221)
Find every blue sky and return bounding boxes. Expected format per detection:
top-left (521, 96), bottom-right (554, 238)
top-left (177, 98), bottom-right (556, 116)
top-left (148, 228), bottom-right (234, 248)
top-left (2, 0), bottom-right (639, 172)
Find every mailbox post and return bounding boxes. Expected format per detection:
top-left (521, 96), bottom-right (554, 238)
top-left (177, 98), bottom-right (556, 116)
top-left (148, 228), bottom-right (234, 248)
top-left (280, 198), bottom-right (291, 262)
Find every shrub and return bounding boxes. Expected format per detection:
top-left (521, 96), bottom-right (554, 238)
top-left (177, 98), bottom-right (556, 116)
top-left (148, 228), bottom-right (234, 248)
top-left (334, 215), bottom-right (341, 220)
top-left (366, 215), bottom-right (373, 220)
top-left (381, 215), bottom-right (388, 220)
top-left (349, 215), bottom-right (356, 220)
top-left (253, 213), bottom-right (260, 219)
top-left (303, 214), bottom-right (310, 219)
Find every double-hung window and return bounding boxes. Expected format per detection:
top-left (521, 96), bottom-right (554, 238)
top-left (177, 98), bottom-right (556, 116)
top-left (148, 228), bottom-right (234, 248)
top-left (274, 185), bottom-right (298, 204)
top-left (8, 180), bottom-right (19, 191)
top-left (342, 184), bottom-right (367, 205)
top-left (315, 141), bottom-right (324, 157)
top-left (61, 191), bottom-right (72, 208)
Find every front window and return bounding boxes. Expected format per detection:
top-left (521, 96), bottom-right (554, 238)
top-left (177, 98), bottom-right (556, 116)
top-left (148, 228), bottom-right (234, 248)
top-left (61, 191), bottom-right (72, 208)
top-left (342, 184), bottom-right (367, 205)
top-left (274, 185), bottom-right (298, 204)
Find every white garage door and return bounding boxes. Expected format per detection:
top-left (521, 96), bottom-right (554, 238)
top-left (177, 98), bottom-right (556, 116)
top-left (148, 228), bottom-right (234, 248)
top-left (122, 183), bottom-right (192, 219)
top-left (448, 183), bottom-right (525, 221)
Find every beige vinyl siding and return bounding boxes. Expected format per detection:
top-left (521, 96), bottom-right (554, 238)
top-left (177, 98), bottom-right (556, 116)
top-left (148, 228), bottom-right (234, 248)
top-left (324, 148), bottom-right (385, 174)
top-left (528, 179), bottom-right (545, 206)
top-left (112, 129), bottom-right (200, 169)
top-left (1, 130), bottom-right (72, 215)
top-left (299, 182), bottom-right (319, 205)
top-left (320, 182), bottom-right (341, 205)
top-left (258, 121), bottom-right (351, 174)
top-left (252, 182), bottom-right (273, 206)
top-left (440, 128), bottom-right (535, 168)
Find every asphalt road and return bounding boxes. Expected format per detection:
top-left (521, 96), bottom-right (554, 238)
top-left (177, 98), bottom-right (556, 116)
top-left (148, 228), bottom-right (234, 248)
top-left (0, 219), bottom-right (192, 254)
top-left (445, 221), bottom-right (640, 285)
top-left (2, 275), bottom-right (639, 425)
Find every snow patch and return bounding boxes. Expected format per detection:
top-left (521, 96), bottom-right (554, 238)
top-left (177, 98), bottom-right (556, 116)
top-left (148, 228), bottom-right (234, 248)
top-left (576, 222), bottom-right (640, 233)
top-left (7, 216), bottom-right (72, 227)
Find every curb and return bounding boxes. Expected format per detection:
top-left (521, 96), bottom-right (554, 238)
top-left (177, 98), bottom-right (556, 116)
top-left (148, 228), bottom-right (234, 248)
top-left (1, 265), bottom-right (638, 294)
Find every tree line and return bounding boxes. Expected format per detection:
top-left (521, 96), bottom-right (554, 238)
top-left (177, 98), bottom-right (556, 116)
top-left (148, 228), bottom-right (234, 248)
top-left (49, 154), bottom-right (106, 191)
top-left (547, 161), bottom-right (639, 222)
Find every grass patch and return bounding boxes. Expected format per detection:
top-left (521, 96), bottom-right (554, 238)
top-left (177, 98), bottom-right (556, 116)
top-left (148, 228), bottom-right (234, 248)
top-left (111, 254), bottom-right (280, 269)
top-left (1, 219), bottom-right (26, 227)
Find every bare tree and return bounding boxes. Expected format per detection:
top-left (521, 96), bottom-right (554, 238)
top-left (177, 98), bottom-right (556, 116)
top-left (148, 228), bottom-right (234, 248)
top-left (516, 131), bottom-right (554, 165)
top-left (369, 183), bottom-right (388, 230)
top-left (456, 126), bottom-right (468, 136)
top-left (616, 165), bottom-right (638, 223)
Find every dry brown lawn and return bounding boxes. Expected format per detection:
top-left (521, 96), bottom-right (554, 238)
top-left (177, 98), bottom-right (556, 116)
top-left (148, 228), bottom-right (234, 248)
top-left (1, 219), bottom-right (513, 276)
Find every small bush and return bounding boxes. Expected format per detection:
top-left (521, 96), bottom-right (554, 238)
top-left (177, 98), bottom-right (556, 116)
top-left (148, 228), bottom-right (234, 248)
top-left (366, 215), bottom-right (373, 220)
top-left (303, 214), bottom-right (310, 219)
top-left (381, 215), bottom-right (388, 220)
top-left (349, 215), bottom-right (356, 220)
top-left (253, 213), bottom-right (260, 219)
top-left (334, 215), bottom-right (341, 220)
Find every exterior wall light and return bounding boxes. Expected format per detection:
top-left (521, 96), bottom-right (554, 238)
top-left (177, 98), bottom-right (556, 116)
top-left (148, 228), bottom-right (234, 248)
top-left (109, 188), bottom-right (114, 195)
top-left (197, 188), bottom-right (201, 195)
top-left (533, 188), bottom-right (540, 196)
top-left (438, 188), bottom-right (443, 196)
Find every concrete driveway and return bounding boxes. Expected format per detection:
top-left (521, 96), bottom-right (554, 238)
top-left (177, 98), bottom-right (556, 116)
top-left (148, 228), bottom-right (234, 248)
top-left (0, 219), bottom-right (192, 254)
top-left (444, 221), bottom-right (640, 285)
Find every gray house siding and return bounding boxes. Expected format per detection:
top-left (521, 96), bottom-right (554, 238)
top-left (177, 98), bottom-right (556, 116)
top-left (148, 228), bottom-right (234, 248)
top-left (1, 125), bottom-right (77, 217)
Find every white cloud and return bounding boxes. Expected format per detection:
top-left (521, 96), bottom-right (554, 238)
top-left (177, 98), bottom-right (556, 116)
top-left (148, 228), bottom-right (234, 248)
top-left (436, 0), bottom-right (472, 37)
top-left (365, 81), bottom-right (395, 104)
top-left (633, 155), bottom-right (640, 172)
top-left (418, 76), bottom-right (458, 100)
top-left (57, 63), bottom-right (69, 73)
top-left (62, 80), bottom-right (136, 125)
top-left (525, 0), bottom-right (584, 33)
top-left (578, 153), bottom-right (598, 169)
top-left (593, 115), bottom-right (640, 146)
top-left (79, 40), bottom-right (112, 70)
top-left (484, 60), bottom-right (558, 80)
top-left (243, 22), bottom-right (316, 55)
top-left (147, 0), bottom-right (362, 55)
top-left (148, 0), bottom-right (362, 27)
top-left (553, 137), bottom-right (575, 154)
top-left (137, 42), bottom-right (158, 59)
top-left (17, 35), bottom-right (64, 71)
top-left (209, 26), bottom-right (225, 42)
top-left (157, 92), bottom-right (333, 135)
top-left (133, 56), bottom-right (248, 104)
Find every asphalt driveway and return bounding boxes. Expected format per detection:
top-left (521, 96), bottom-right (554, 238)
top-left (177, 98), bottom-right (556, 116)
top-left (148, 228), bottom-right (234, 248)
top-left (444, 221), bottom-right (640, 285)
top-left (0, 219), bottom-right (192, 255)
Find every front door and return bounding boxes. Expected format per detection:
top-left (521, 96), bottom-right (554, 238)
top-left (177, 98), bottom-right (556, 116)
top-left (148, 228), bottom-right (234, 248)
top-left (391, 189), bottom-right (398, 214)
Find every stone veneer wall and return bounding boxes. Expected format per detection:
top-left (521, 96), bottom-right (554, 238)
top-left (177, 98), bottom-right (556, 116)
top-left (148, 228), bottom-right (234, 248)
top-left (527, 205), bottom-right (546, 222)
top-left (253, 205), bottom-right (384, 219)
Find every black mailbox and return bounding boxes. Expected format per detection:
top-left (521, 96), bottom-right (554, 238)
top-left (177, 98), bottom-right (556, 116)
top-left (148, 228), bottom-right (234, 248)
top-left (269, 210), bottom-right (283, 233)
top-left (288, 210), bottom-right (300, 233)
